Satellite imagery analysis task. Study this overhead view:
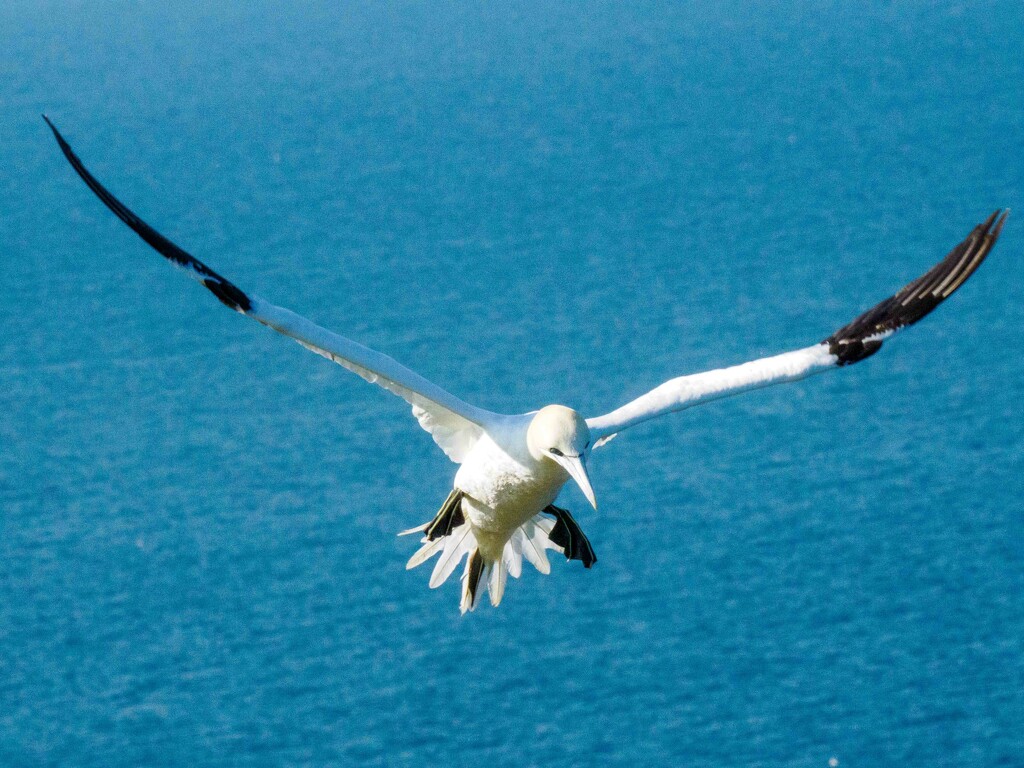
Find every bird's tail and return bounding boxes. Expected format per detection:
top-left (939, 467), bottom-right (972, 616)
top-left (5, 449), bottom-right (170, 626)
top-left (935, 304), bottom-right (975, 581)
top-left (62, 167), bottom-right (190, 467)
top-left (401, 512), bottom-right (564, 613)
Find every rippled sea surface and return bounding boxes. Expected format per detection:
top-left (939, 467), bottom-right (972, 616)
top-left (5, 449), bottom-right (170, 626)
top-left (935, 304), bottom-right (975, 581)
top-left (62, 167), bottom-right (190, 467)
top-left (2, 3), bottom-right (1022, 765)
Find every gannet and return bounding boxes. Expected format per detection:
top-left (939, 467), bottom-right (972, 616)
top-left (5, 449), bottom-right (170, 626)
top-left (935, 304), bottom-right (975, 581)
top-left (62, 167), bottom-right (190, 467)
top-left (45, 117), bottom-right (1007, 613)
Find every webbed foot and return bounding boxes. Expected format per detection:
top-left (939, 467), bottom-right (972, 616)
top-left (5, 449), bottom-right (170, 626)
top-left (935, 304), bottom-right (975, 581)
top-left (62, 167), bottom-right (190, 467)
top-left (425, 488), bottom-right (466, 540)
top-left (543, 504), bottom-right (597, 568)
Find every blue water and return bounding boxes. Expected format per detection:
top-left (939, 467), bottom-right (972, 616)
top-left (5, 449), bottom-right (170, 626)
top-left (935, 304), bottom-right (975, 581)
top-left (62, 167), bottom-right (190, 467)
top-left (2, 2), bottom-right (1023, 765)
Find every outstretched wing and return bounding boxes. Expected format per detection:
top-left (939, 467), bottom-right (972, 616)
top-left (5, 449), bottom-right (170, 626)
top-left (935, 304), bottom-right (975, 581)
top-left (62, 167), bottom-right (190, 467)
top-left (586, 211), bottom-right (1007, 445)
top-left (45, 117), bottom-right (499, 462)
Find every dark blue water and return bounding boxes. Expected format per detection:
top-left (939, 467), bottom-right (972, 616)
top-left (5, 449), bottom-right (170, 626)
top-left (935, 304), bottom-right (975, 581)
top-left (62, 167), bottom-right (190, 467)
top-left (2, 2), bottom-right (1022, 765)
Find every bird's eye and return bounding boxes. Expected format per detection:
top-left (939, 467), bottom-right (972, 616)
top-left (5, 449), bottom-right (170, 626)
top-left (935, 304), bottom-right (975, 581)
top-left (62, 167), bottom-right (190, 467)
top-left (549, 448), bottom-right (564, 457)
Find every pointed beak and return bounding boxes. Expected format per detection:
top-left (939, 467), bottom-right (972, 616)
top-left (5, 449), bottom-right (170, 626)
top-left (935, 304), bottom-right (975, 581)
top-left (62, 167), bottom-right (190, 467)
top-left (555, 453), bottom-right (597, 509)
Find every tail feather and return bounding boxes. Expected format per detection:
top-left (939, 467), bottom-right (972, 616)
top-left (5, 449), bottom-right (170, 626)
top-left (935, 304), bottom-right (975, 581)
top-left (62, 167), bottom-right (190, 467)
top-left (397, 522), bottom-right (429, 537)
top-left (405, 508), bottom-right (584, 612)
top-left (534, 515), bottom-right (558, 541)
top-left (488, 559), bottom-right (508, 606)
top-left (406, 536), bottom-right (446, 570)
top-left (460, 551), bottom-right (487, 614)
top-left (503, 536), bottom-right (523, 579)
top-left (519, 520), bottom-right (551, 575)
top-left (429, 523), bottom-right (476, 588)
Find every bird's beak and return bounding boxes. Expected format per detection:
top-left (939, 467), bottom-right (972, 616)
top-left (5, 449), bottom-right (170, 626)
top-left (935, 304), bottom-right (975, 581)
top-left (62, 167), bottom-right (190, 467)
top-left (555, 454), bottom-right (597, 509)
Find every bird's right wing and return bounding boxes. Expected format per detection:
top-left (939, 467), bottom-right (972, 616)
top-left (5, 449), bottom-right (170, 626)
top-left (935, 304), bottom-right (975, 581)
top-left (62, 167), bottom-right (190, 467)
top-left (45, 117), bottom-right (500, 463)
top-left (586, 210), bottom-right (1007, 446)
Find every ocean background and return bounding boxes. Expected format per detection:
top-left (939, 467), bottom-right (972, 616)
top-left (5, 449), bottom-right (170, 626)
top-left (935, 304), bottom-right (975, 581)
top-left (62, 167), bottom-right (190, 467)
top-left (2, 2), bottom-right (1022, 765)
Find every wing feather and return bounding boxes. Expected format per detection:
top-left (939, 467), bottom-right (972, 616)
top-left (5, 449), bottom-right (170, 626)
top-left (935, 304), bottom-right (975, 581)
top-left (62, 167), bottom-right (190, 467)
top-left (45, 117), bottom-right (497, 462)
top-left (587, 211), bottom-right (1006, 443)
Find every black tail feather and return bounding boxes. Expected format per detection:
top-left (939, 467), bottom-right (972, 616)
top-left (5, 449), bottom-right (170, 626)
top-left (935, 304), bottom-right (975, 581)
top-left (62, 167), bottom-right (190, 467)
top-left (464, 550), bottom-right (485, 609)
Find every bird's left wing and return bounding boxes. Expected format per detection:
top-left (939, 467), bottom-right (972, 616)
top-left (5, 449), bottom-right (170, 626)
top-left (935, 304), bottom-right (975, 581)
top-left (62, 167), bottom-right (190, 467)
top-left (45, 117), bottom-right (498, 462)
top-left (586, 211), bottom-right (1007, 446)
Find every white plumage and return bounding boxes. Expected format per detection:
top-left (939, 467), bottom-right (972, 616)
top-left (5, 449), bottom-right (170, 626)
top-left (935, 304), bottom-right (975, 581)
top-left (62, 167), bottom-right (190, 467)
top-left (45, 116), bottom-right (1007, 613)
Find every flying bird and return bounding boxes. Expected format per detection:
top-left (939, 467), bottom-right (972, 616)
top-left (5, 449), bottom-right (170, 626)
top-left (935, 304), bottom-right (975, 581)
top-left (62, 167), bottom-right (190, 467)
top-left (44, 117), bottom-right (1007, 613)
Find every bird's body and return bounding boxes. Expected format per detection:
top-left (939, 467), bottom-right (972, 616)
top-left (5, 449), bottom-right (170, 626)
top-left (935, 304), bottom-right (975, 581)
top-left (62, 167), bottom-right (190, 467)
top-left (449, 429), bottom-right (567, 610)
top-left (403, 405), bottom-right (595, 610)
top-left (455, 424), bottom-right (562, 553)
top-left (44, 116), bottom-right (1008, 613)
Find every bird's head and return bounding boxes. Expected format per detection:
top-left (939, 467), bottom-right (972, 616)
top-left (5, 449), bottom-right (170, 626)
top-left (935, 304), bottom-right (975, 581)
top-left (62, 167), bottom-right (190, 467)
top-left (527, 405), bottom-right (597, 509)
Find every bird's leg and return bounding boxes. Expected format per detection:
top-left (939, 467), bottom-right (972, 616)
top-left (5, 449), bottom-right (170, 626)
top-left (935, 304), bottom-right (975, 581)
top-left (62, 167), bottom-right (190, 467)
top-left (425, 488), bottom-right (466, 541)
top-left (542, 505), bottom-right (597, 568)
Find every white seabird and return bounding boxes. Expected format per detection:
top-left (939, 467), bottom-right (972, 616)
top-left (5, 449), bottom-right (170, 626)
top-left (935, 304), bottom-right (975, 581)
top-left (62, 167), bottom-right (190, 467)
top-left (45, 117), bottom-right (1008, 613)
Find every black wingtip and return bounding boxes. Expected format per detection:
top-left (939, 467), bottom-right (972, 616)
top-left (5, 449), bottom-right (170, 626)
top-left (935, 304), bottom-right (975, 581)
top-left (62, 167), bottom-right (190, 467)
top-left (42, 115), bottom-right (67, 152)
top-left (993, 208), bottom-right (1009, 239)
top-left (824, 210), bottom-right (1007, 365)
top-left (42, 114), bottom-right (63, 143)
top-left (45, 118), bottom-right (253, 314)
